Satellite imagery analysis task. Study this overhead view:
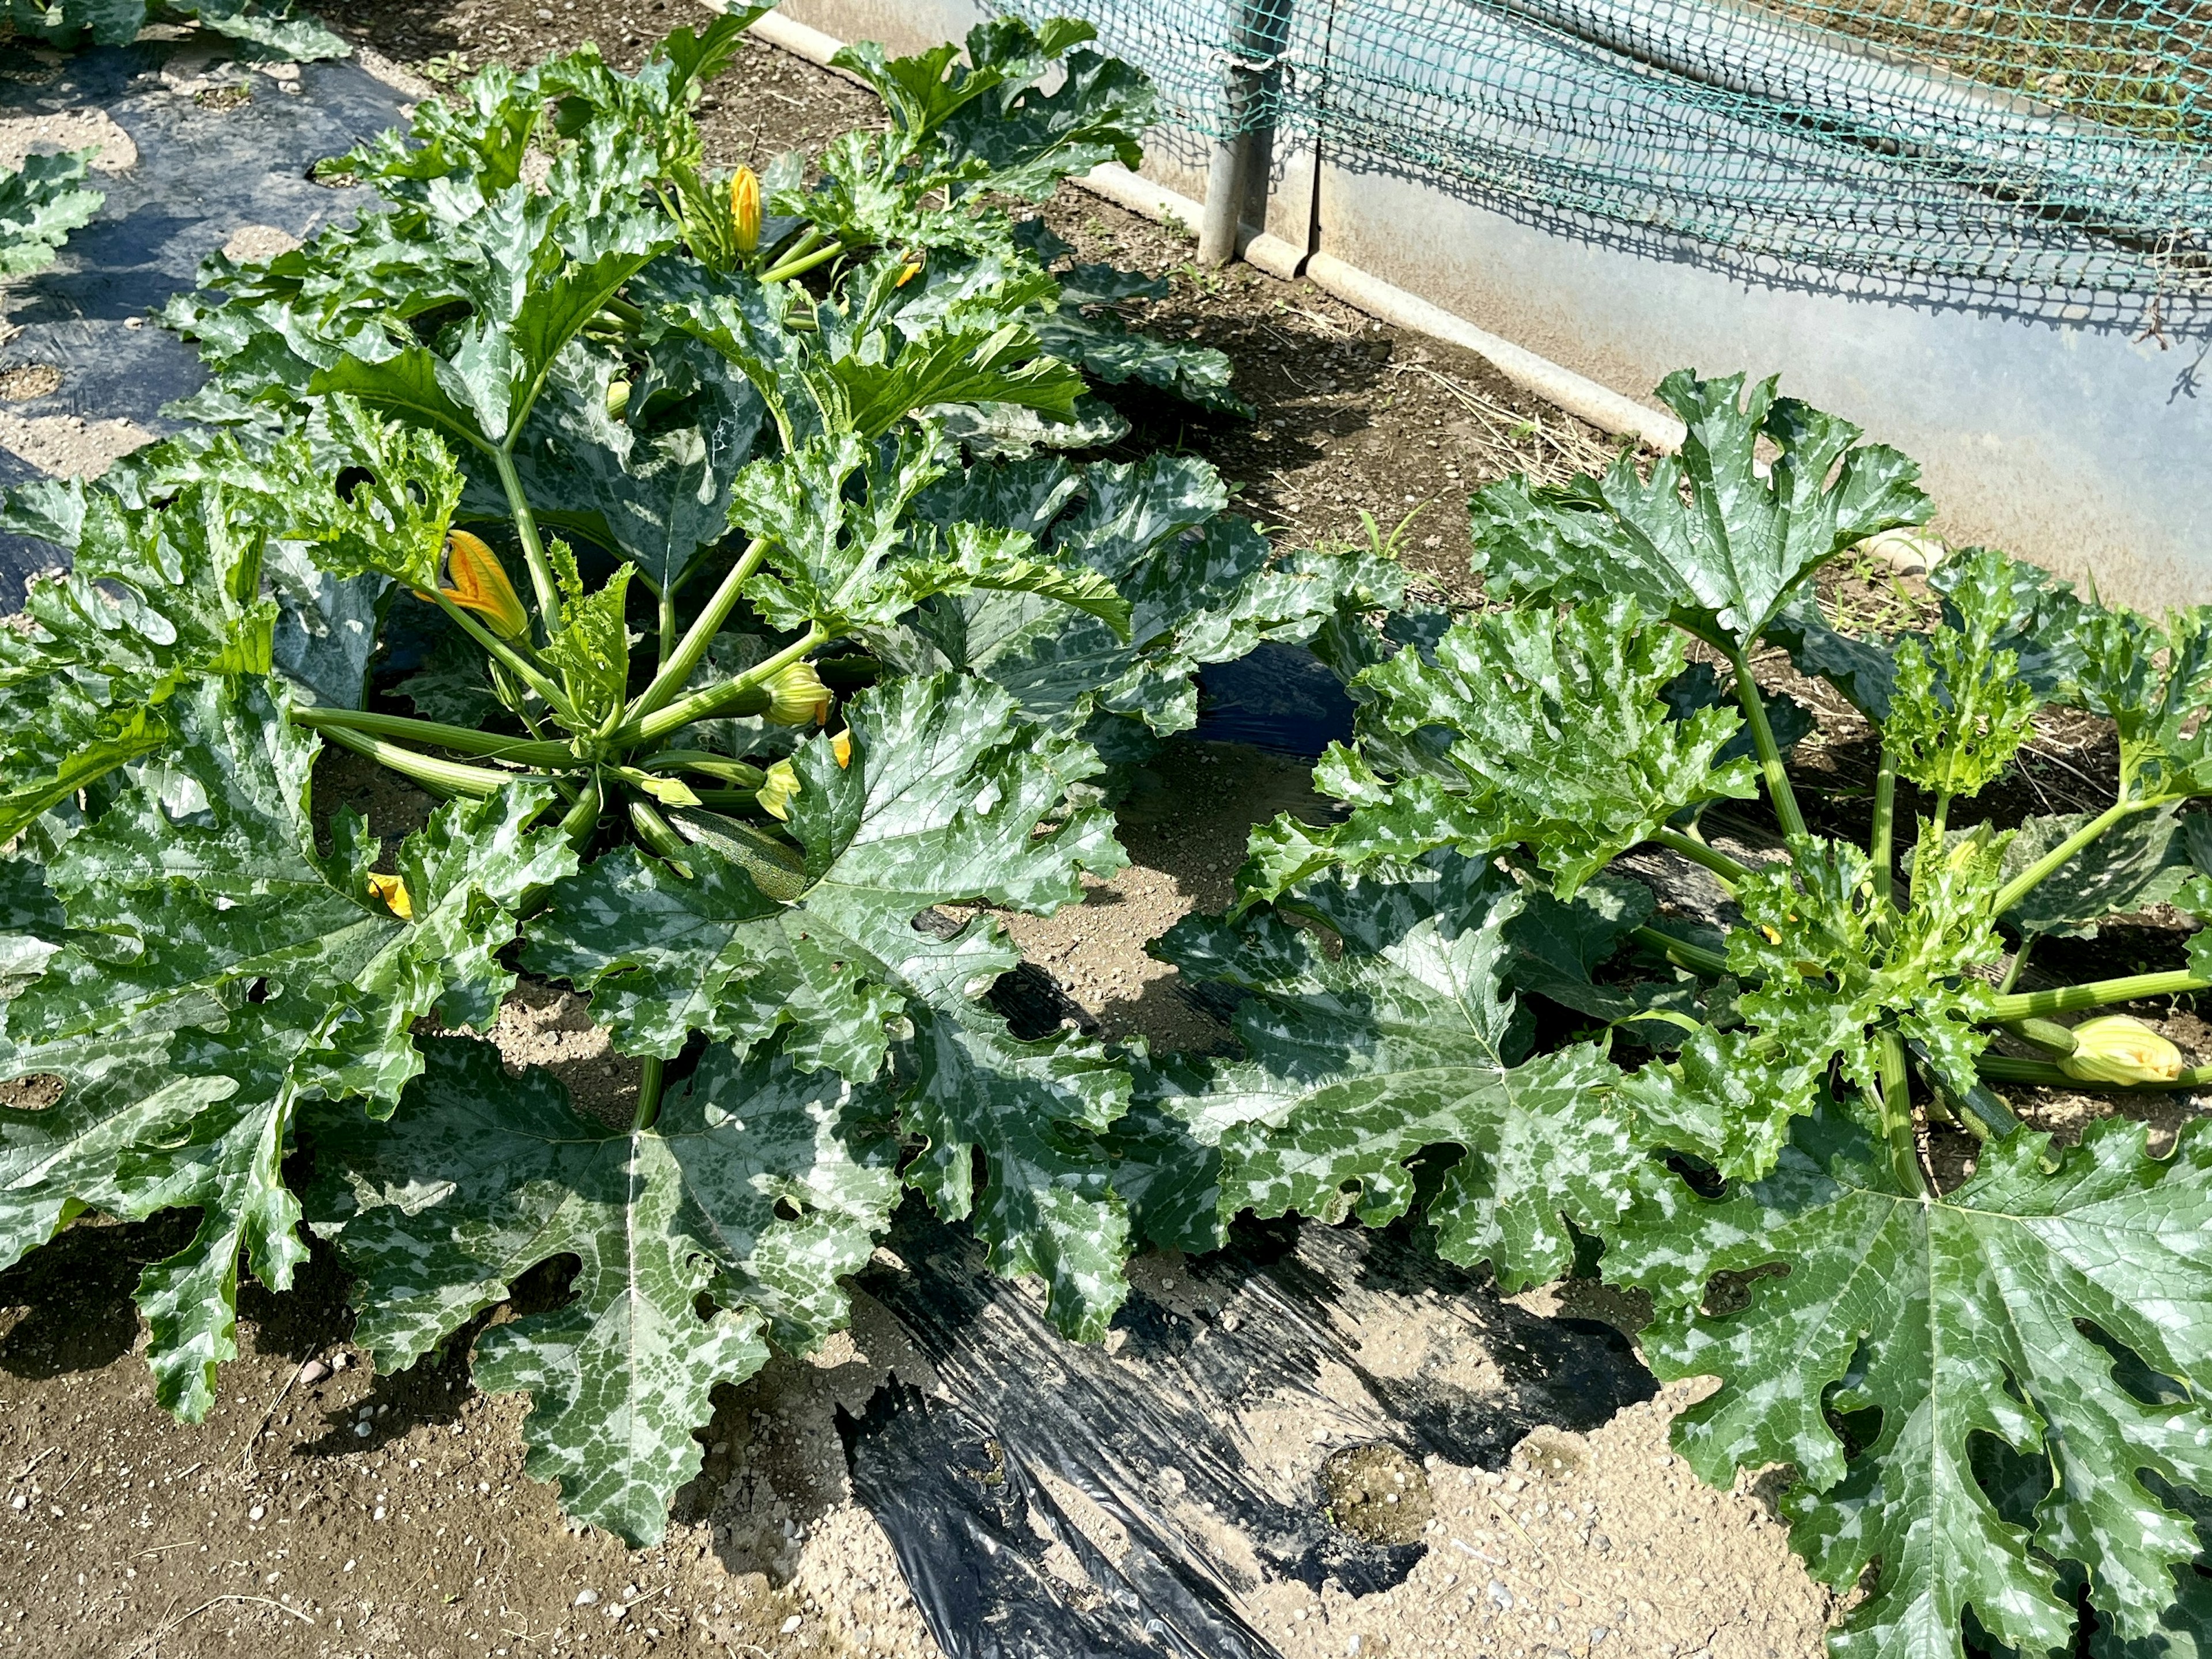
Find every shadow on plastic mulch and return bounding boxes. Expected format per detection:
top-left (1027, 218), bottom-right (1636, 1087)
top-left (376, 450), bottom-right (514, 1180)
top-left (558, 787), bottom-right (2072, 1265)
top-left (843, 1200), bottom-right (1653, 1659)
top-left (0, 37), bottom-right (410, 605)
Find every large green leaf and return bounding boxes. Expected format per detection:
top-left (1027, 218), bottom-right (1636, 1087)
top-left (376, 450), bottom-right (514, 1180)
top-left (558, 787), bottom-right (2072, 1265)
top-left (307, 1035), bottom-right (900, 1544)
top-left (524, 672), bottom-right (1135, 1336)
top-left (0, 147), bottom-right (103, 279)
top-left (1609, 1104), bottom-right (2212, 1659)
top-left (886, 452), bottom-right (1395, 742)
top-left (935, 36), bottom-right (1157, 201)
top-left (1470, 372), bottom-right (1930, 652)
top-left (1150, 853), bottom-right (1650, 1289)
top-left (494, 334), bottom-right (767, 592)
top-left (311, 151), bottom-right (672, 453)
top-left (1238, 597), bottom-right (1759, 907)
top-left (727, 427), bottom-right (1128, 640)
top-left (0, 679), bottom-right (575, 1417)
top-left (0, 478), bottom-right (276, 840)
top-left (1997, 806), bottom-right (2194, 937)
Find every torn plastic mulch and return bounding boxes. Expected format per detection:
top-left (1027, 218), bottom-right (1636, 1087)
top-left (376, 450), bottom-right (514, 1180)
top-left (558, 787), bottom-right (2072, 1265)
top-left (0, 37), bottom-right (409, 604)
top-left (840, 1204), bottom-right (1656, 1659)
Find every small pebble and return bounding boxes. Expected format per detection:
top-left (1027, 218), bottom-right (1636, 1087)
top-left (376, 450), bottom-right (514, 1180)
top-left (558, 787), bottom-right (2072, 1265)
top-left (298, 1360), bottom-right (328, 1385)
top-left (248, 1504), bottom-right (266, 1522)
top-left (329, 1352), bottom-right (350, 1371)
top-left (781, 1615), bottom-right (804, 1635)
top-left (574, 1589), bottom-right (600, 1607)
top-left (1488, 1581), bottom-right (1515, 1611)
top-left (8, 1494), bottom-right (24, 1512)
top-left (352, 1422), bottom-right (372, 1438)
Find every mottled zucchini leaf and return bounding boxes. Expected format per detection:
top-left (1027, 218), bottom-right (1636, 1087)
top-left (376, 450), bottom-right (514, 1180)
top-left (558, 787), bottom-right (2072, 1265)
top-left (886, 452), bottom-right (1391, 745)
top-left (0, 479), bottom-right (277, 840)
top-left (0, 678), bottom-right (574, 1418)
top-left (1471, 370), bottom-right (1930, 652)
top-left (1150, 853), bottom-right (1651, 1289)
top-left (1238, 597), bottom-right (1758, 907)
top-left (308, 1035), bottom-right (900, 1544)
top-left (1609, 1105), bottom-right (2212, 1659)
top-left (0, 146), bottom-right (103, 278)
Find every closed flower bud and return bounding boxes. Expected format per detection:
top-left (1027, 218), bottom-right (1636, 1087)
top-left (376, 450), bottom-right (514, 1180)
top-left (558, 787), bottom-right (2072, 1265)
top-left (605, 377), bottom-right (631, 420)
top-left (831, 729), bottom-right (852, 770)
top-left (366, 872), bottom-right (414, 921)
top-left (437, 531), bottom-right (529, 639)
top-left (764, 661), bottom-right (832, 726)
top-left (2056, 1014), bottom-right (2184, 1085)
top-left (729, 164), bottom-right (762, 256)
top-left (756, 759), bottom-right (800, 821)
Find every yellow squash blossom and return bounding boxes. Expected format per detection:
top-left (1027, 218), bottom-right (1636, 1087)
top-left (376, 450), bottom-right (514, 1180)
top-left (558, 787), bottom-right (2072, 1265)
top-left (831, 730), bottom-right (852, 769)
top-left (730, 164), bottom-right (762, 256)
top-left (756, 759), bottom-right (800, 821)
top-left (764, 660), bottom-right (832, 726)
top-left (437, 531), bottom-right (529, 639)
top-left (366, 873), bottom-right (414, 921)
top-left (2057, 1014), bottom-right (2185, 1085)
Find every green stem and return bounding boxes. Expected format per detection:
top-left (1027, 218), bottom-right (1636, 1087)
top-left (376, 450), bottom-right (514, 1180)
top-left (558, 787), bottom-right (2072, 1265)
top-left (690, 787), bottom-right (772, 814)
top-left (2003, 1017), bottom-right (2078, 1056)
top-left (1929, 792), bottom-right (1952, 843)
top-left (627, 796), bottom-right (694, 877)
top-left (1988, 968), bottom-right (2211, 1022)
top-left (1997, 934), bottom-right (2033, 995)
top-left (1633, 925), bottom-right (1732, 979)
top-left (634, 1055), bottom-right (666, 1132)
top-left (1976, 1053), bottom-right (2212, 1090)
top-left (1990, 799), bottom-right (2142, 918)
top-left (310, 725), bottom-right (523, 798)
top-left (1650, 826), bottom-right (1751, 888)
top-left (433, 591), bottom-right (574, 719)
top-left (1869, 746), bottom-right (1897, 906)
top-left (617, 626), bottom-right (825, 750)
top-left (602, 295), bottom-right (645, 329)
top-left (761, 237), bottom-right (844, 283)
top-left (626, 536), bottom-right (772, 726)
top-left (764, 225), bottom-right (823, 273)
top-left (558, 778), bottom-right (604, 851)
top-left (490, 446), bottom-right (561, 625)
top-left (658, 585), bottom-right (677, 670)
top-left (1729, 647), bottom-right (1808, 842)
top-left (1876, 1031), bottom-right (1929, 1196)
top-left (639, 750), bottom-right (767, 788)
top-left (290, 706), bottom-right (574, 768)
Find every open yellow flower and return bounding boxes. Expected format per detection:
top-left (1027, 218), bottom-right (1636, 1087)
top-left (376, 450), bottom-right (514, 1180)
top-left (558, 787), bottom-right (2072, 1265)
top-left (730, 164), bottom-right (762, 256)
top-left (366, 872), bottom-right (414, 921)
top-left (437, 531), bottom-right (529, 639)
top-left (831, 730), bottom-right (852, 769)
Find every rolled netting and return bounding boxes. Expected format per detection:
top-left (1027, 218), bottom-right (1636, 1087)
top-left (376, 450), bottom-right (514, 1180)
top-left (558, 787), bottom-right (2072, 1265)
top-left (992, 0), bottom-right (2212, 291)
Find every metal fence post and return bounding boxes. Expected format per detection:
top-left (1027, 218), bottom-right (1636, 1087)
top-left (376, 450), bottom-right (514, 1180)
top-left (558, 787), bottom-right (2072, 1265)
top-left (1198, 0), bottom-right (1285, 266)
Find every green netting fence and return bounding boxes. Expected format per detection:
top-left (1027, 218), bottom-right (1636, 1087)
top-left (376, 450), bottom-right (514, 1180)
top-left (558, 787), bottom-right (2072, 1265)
top-left (988, 0), bottom-right (2212, 293)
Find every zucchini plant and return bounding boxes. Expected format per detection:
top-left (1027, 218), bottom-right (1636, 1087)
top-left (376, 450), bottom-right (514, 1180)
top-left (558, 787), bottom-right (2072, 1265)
top-left (1151, 371), bottom-right (2212, 1659)
top-left (0, 13), bottom-right (1384, 1546)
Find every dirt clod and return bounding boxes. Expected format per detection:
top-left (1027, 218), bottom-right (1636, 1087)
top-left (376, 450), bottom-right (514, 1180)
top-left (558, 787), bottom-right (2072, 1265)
top-left (1322, 1444), bottom-right (1434, 1546)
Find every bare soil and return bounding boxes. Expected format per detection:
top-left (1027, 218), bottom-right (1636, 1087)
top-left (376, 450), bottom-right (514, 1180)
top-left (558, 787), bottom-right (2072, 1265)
top-left (11, 7), bottom-right (2188, 1659)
